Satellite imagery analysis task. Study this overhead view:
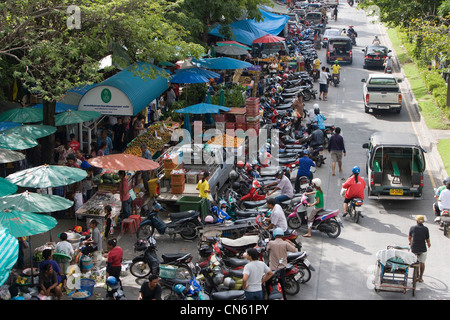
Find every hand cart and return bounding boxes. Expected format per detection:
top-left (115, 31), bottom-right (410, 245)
top-left (373, 245), bottom-right (420, 296)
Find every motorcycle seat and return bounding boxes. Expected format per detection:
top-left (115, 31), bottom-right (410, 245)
top-left (242, 200), bottom-right (267, 209)
top-left (287, 251), bottom-right (307, 262)
top-left (169, 210), bottom-right (198, 220)
top-left (161, 253), bottom-right (192, 263)
top-left (222, 235), bottom-right (259, 248)
top-left (275, 104), bottom-right (292, 110)
top-left (278, 158), bottom-right (297, 165)
top-left (211, 290), bottom-right (245, 300)
top-left (225, 257), bottom-right (249, 268)
top-left (234, 210), bottom-right (258, 218)
top-left (283, 229), bottom-right (297, 237)
top-left (228, 269), bottom-right (244, 278)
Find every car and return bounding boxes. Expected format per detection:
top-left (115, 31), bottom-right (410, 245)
top-left (361, 73), bottom-right (402, 113)
top-left (362, 45), bottom-right (391, 69)
top-left (293, 8), bottom-right (306, 20)
top-left (321, 28), bottom-right (341, 48)
top-left (304, 12), bottom-right (323, 25)
top-left (287, 13), bottom-right (300, 25)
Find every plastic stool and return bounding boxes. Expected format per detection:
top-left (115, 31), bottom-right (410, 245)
top-left (129, 215), bottom-right (142, 229)
top-left (121, 218), bottom-right (137, 235)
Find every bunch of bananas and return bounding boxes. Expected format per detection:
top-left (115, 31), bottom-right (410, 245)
top-left (16, 276), bottom-right (28, 285)
top-left (125, 123), bottom-right (173, 155)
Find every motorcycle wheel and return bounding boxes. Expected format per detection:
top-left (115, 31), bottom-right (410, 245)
top-left (323, 136), bottom-right (329, 149)
top-left (326, 220), bottom-right (341, 238)
top-left (316, 157), bottom-right (323, 167)
top-left (137, 224), bottom-right (155, 240)
top-left (287, 216), bottom-right (302, 229)
top-left (285, 275), bottom-right (300, 295)
top-left (130, 260), bottom-right (152, 278)
top-left (303, 91), bottom-right (312, 101)
top-left (351, 207), bottom-right (360, 223)
top-left (180, 221), bottom-right (200, 240)
top-left (297, 263), bottom-right (312, 283)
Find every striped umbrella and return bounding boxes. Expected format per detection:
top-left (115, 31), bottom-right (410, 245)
top-left (0, 177), bottom-right (18, 197)
top-left (0, 227), bottom-right (19, 286)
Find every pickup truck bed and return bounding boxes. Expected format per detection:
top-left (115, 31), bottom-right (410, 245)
top-left (362, 74), bottom-right (402, 113)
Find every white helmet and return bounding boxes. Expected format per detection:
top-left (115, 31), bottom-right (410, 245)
top-left (312, 178), bottom-right (322, 187)
top-left (313, 103), bottom-right (319, 109)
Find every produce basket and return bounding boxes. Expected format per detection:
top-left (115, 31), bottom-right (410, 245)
top-left (69, 290), bottom-right (91, 300)
top-left (159, 265), bottom-right (178, 279)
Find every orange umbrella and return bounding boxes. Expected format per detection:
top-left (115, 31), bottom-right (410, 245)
top-left (87, 153), bottom-right (160, 171)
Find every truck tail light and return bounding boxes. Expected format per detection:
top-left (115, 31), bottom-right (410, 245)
top-left (365, 94), bottom-right (370, 103)
top-left (365, 55), bottom-right (369, 59)
top-left (370, 173), bottom-right (374, 185)
top-left (420, 173), bottom-right (423, 187)
top-left (398, 94), bottom-right (402, 104)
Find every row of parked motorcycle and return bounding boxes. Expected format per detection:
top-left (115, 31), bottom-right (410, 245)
top-left (121, 53), bottom-right (368, 299)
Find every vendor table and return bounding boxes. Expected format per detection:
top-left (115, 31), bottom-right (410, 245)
top-left (75, 191), bottom-right (121, 232)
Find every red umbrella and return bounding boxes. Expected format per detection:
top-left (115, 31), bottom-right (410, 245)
top-left (87, 153), bottom-right (160, 171)
top-left (252, 34), bottom-right (285, 44)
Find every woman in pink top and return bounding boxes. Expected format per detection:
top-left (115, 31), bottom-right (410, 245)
top-left (119, 170), bottom-right (131, 219)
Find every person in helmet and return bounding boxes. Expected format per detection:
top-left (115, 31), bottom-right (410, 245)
top-left (266, 169), bottom-right (294, 205)
top-left (309, 124), bottom-right (325, 150)
top-left (332, 60), bottom-right (341, 81)
top-left (342, 166), bottom-right (366, 217)
top-left (313, 106), bottom-right (326, 130)
top-left (383, 52), bottom-right (393, 73)
top-left (266, 227), bottom-right (297, 300)
top-left (437, 180), bottom-right (450, 223)
top-left (138, 274), bottom-right (162, 300)
top-left (433, 177), bottom-right (450, 217)
top-left (236, 160), bottom-right (245, 169)
top-left (303, 178), bottom-right (324, 237)
top-left (372, 35), bottom-right (381, 46)
top-left (295, 149), bottom-right (316, 193)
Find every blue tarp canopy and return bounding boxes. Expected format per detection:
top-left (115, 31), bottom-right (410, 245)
top-left (175, 103), bottom-right (230, 115)
top-left (194, 57), bottom-right (253, 70)
top-left (208, 9), bottom-right (289, 46)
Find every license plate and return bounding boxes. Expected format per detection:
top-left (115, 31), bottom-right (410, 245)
top-left (304, 259), bottom-right (311, 266)
top-left (294, 273), bottom-right (301, 281)
top-left (337, 58), bottom-right (343, 60)
top-left (188, 262), bottom-right (195, 270)
top-left (390, 189), bottom-right (404, 195)
top-left (374, 57), bottom-right (380, 60)
top-left (377, 105), bottom-right (390, 109)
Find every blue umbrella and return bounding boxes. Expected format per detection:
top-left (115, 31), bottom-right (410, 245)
top-left (194, 57), bottom-right (253, 70)
top-left (0, 227), bottom-right (18, 286)
top-left (0, 122), bottom-right (21, 132)
top-left (170, 71), bottom-right (209, 84)
top-left (30, 102), bottom-right (78, 113)
top-left (175, 67), bottom-right (220, 79)
top-left (175, 103), bottom-right (230, 115)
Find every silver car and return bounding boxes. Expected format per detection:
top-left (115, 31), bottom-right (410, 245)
top-left (321, 28), bottom-right (341, 48)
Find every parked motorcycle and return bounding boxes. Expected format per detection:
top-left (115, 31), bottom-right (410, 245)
top-left (137, 202), bottom-right (202, 241)
top-left (287, 194), bottom-right (343, 238)
top-left (129, 236), bottom-right (195, 279)
top-left (287, 251), bottom-right (315, 283)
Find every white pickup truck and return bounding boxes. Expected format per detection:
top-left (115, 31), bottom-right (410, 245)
top-left (361, 74), bottom-right (403, 114)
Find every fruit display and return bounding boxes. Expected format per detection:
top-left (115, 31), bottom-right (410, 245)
top-left (124, 122), bottom-right (178, 156)
top-left (206, 134), bottom-right (245, 148)
top-left (93, 170), bottom-right (125, 185)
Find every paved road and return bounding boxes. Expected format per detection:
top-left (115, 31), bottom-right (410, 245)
top-left (18, 3), bottom-right (450, 302)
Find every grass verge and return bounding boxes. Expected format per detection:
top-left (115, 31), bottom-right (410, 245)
top-left (437, 138), bottom-right (450, 176)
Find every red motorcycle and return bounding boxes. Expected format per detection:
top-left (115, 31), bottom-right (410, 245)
top-left (240, 179), bottom-right (266, 202)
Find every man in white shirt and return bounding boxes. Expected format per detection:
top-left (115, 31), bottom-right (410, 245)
top-left (438, 181), bottom-right (450, 212)
top-left (265, 197), bottom-right (288, 232)
top-left (55, 233), bottom-right (75, 259)
top-left (318, 66), bottom-right (328, 101)
top-left (242, 248), bottom-right (273, 300)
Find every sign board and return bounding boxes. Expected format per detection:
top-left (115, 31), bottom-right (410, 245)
top-left (78, 85), bottom-right (134, 116)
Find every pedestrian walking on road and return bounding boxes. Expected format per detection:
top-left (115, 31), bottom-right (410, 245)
top-left (318, 66), bottom-right (328, 101)
top-left (408, 215), bottom-right (430, 283)
top-left (328, 127), bottom-right (346, 176)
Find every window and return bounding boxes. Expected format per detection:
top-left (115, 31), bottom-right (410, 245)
top-left (368, 78), bottom-right (397, 85)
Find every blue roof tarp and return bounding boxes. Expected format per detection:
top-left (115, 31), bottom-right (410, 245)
top-left (175, 103), bottom-right (230, 115)
top-left (194, 57), bottom-right (253, 70)
top-left (209, 9), bottom-right (289, 46)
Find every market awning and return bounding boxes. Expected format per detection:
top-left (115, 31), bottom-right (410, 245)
top-left (175, 103), bottom-right (230, 115)
top-left (78, 62), bottom-right (169, 116)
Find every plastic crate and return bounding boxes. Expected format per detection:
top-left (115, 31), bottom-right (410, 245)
top-left (177, 196), bottom-right (209, 220)
top-left (235, 123), bottom-right (247, 131)
top-left (171, 173), bottom-right (185, 184)
top-left (235, 114), bottom-right (246, 123)
top-left (246, 104), bottom-right (259, 117)
top-left (226, 122), bottom-right (235, 130)
top-left (246, 97), bottom-right (260, 105)
top-left (171, 184), bottom-right (185, 194)
top-left (186, 172), bottom-right (199, 184)
top-left (159, 265), bottom-right (178, 279)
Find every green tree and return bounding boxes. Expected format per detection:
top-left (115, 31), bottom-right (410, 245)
top-left (0, 0), bottom-right (204, 163)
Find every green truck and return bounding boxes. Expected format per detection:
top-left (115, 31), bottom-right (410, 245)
top-left (362, 132), bottom-right (426, 200)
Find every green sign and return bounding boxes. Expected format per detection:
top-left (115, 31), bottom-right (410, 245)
top-left (101, 88), bottom-right (112, 103)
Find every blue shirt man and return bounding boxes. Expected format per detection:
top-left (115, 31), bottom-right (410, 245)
top-left (295, 151), bottom-right (315, 193)
top-left (314, 113), bottom-right (326, 130)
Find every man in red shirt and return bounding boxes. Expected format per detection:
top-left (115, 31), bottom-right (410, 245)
top-left (119, 170), bottom-right (131, 219)
top-left (69, 134), bottom-right (80, 152)
top-left (342, 166), bottom-right (366, 216)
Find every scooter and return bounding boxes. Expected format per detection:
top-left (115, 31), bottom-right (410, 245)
top-left (309, 145), bottom-right (326, 167)
top-left (346, 198), bottom-right (364, 223)
top-left (137, 202), bottom-right (202, 241)
top-left (287, 251), bottom-right (315, 283)
top-left (332, 73), bottom-right (340, 86)
top-left (287, 194), bottom-right (343, 238)
top-left (129, 236), bottom-right (195, 279)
